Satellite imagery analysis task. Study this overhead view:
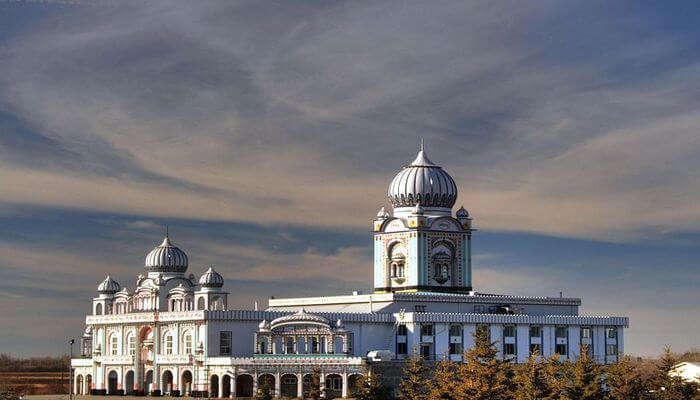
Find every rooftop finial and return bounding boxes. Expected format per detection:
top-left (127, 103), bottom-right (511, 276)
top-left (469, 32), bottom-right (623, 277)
top-left (165, 224), bottom-right (169, 238)
top-left (420, 137), bottom-right (424, 152)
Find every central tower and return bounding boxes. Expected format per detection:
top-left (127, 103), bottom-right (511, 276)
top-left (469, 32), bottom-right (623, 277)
top-left (373, 143), bottom-right (474, 293)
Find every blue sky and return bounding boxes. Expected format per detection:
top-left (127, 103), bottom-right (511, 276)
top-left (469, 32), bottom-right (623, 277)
top-left (0, 0), bottom-right (698, 356)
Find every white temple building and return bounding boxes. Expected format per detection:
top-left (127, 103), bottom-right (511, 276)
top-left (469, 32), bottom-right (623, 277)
top-left (71, 144), bottom-right (628, 398)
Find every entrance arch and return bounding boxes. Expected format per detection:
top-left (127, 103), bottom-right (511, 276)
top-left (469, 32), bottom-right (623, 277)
top-left (348, 374), bottom-right (363, 398)
top-left (325, 374), bottom-right (342, 399)
top-left (107, 370), bottom-right (118, 394)
top-left (258, 374), bottom-right (275, 394)
top-left (210, 374), bottom-right (219, 398)
top-left (162, 370), bottom-right (174, 395)
top-left (76, 375), bottom-right (83, 395)
top-left (235, 374), bottom-right (254, 398)
top-left (85, 374), bottom-right (92, 394)
top-left (281, 374), bottom-right (298, 398)
top-left (181, 370), bottom-right (193, 396)
top-left (145, 370), bottom-right (154, 394)
top-left (221, 375), bottom-right (231, 398)
top-left (124, 370), bottom-right (134, 394)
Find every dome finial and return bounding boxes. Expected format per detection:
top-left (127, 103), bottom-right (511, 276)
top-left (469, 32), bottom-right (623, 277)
top-left (165, 224), bottom-right (169, 238)
top-left (420, 137), bottom-right (424, 152)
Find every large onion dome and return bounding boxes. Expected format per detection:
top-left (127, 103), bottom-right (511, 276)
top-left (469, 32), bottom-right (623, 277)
top-left (270, 309), bottom-right (330, 330)
top-left (199, 267), bottom-right (224, 288)
top-left (97, 275), bottom-right (120, 294)
top-left (388, 143), bottom-right (457, 209)
top-left (145, 235), bottom-right (189, 273)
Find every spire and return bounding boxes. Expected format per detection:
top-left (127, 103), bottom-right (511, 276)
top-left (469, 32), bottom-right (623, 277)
top-left (411, 139), bottom-right (436, 166)
top-left (165, 224), bottom-right (169, 238)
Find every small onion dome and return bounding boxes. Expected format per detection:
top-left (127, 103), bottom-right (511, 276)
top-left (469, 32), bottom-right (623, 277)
top-left (199, 267), bottom-right (224, 288)
top-left (376, 206), bottom-right (390, 219)
top-left (412, 203), bottom-right (424, 215)
top-left (388, 145), bottom-right (457, 209)
top-left (97, 275), bottom-right (120, 294)
top-left (336, 318), bottom-right (344, 328)
top-left (270, 309), bottom-right (330, 330)
top-left (258, 319), bottom-right (269, 330)
top-left (456, 206), bottom-right (469, 218)
top-left (145, 236), bottom-right (188, 273)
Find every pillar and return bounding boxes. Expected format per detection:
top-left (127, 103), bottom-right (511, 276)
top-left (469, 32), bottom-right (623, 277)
top-left (297, 374), bottom-right (303, 398)
top-left (274, 373), bottom-right (281, 398)
top-left (342, 372), bottom-right (348, 398)
top-left (230, 375), bottom-right (235, 398)
top-left (320, 372), bottom-right (326, 396)
top-left (218, 376), bottom-right (224, 398)
top-left (74, 375), bottom-right (80, 395)
top-left (253, 374), bottom-right (258, 394)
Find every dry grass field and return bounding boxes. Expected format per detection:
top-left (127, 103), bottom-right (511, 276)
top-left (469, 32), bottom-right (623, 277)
top-left (0, 372), bottom-right (68, 396)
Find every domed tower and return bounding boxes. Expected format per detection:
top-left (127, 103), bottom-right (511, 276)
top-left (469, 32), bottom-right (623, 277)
top-left (144, 234), bottom-right (189, 278)
top-left (373, 142), bottom-right (474, 293)
top-left (194, 267), bottom-right (228, 311)
top-left (93, 275), bottom-right (120, 315)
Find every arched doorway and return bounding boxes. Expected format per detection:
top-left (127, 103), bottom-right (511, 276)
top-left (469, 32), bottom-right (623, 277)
top-left (85, 374), bottom-right (92, 395)
top-left (348, 374), bottom-right (363, 398)
top-left (124, 370), bottom-right (134, 394)
top-left (210, 375), bottom-right (219, 398)
top-left (76, 375), bottom-right (83, 395)
top-left (162, 370), bottom-right (174, 395)
top-left (302, 374), bottom-right (317, 398)
top-left (145, 370), bottom-right (154, 394)
top-left (181, 370), bottom-right (193, 396)
top-left (235, 374), bottom-right (254, 398)
top-left (258, 374), bottom-right (275, 395)
top-left (222, 375), bottom-right (232, 398)
top-left (280, 374), bottom-right (298, 398)
top-left (325, 374), bottom-right (342, 399)
top-left (107, 370), bottom-right (118, 394)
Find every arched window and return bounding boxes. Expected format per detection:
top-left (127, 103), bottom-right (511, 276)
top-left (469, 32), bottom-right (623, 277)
top-left (110, 335), bottom-right (119, 355)
top-left (165, 334), bottom-right (174, 355)
top-left (183, 332), bottom-right (193, 355)
top-left (197, 297), bottom-right (206, 310)
top-left (431, 244), bottom-right (453, 284)
top-left (127, 334), bottom-right (136, 355)
top-left (95, 303), bottom-right (103, 315)
top-left (388, 243), bottom-right (406, 279)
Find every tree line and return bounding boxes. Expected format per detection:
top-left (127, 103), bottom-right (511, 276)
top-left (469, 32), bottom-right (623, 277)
top-left (354, 328), bottom-right (699, 400)
top-left (0, 354), bottom-right (69, 372)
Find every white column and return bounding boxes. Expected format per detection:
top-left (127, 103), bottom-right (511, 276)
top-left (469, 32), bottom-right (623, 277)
top-left (218, 377), bottom-right (224, 398)
top-left (341, 372), bottom-right (348, 398)
top-left (274, 373), bottom-right (281, 398)
top-left (230, 375), bottom-right (235, 398)
top-left (297, 374), bottom-right (303, 398)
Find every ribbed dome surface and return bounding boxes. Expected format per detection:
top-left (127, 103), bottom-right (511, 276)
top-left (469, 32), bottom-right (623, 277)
top-left (270, 309), bottom-right (330, 329)
top-left (388, 147), bottom-right (457, 209)
top-left (199, 267), bottom-right (224, 288)
top-left (97, 275), bottom-right (120, 293)
top-left (145, 236), bottom-right (188, 273)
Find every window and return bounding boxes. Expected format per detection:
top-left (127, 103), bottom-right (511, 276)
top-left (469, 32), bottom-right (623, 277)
top-left (555, 326), bottom-right (568, 356)
top-left (449, 324), bottom-right (462, 337)
top-left (127, 335), bottom-right (135, 356)
top-left (95, 303), bottom-right (103, 315)
top-left (529, 326), bottom-right (541, 338)
top-left (529, 343), bottom-right (541, 355)
top-left (397, 342), bottom-right (408, 355)
top-left (219, 331), bottom-right (232, 356)
top-left (473, 305), bottom-right (485, 313)
top-left (606, 344), bottom-right (618, 356)
top-left (165, 334), bottom-right (174, 355)
top-left (420, 324), bottom-right (433, 336)
top-left (606, 327), bottom-right (617, 339)
top-left (504, 343), bottom-right (516, 356)
top-left (414, 305), bottom-right (426, 312)
top-left (504, 325), bottom-right (516, 338)
top-left (555, 327), bottom-right (567, 338)
top-left (555, 343), bottom-right (567, 356)
top-left (184, 333), bottom-right (193, 355)
top-left (420, 344), bottom-right (432, 360)
top-left (581, 327), bottom-right (592, 339)
top-left (286, 337), bottom-right (295, 354)
top-left (111, 336), bottom-right (118, 355)
top-left (397, 325), bottom-right (407, 336)
top-left (449, 342), bottom-right (462, 355)
top-left (311, 337), bottom-right (319, 354)
top-left (326, 376), bottom-right (342, 391)
top-left (347, 333), bottom-right (354, 355)
top-left (197, 297), bottom-right (206, 311)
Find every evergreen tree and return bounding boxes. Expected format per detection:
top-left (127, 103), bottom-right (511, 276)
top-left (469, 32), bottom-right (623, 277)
top-left (398, 352), bottom-right (428, 400)
top-left (514, 351), bottom-right (557, 400)
top-left (456, 326), bottom-right (515, 400)
top-left (561, 348), bottom-right (605, 400)
top-left (650, 346), bottom-right (698, 400)
top-left (606, 356), bottom-right (646, 400)
top-left (428, 358), bottom-right (460, 400)
top-left (353, 372), bottom-right (387, 400)
top-left (305, 367), bottom-right (322, 400)
top-left (253, 384), bottom-right (273, 400)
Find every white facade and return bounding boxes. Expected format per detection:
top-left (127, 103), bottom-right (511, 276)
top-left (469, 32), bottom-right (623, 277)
top-left (71, 144), bottom-right (628, 399)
